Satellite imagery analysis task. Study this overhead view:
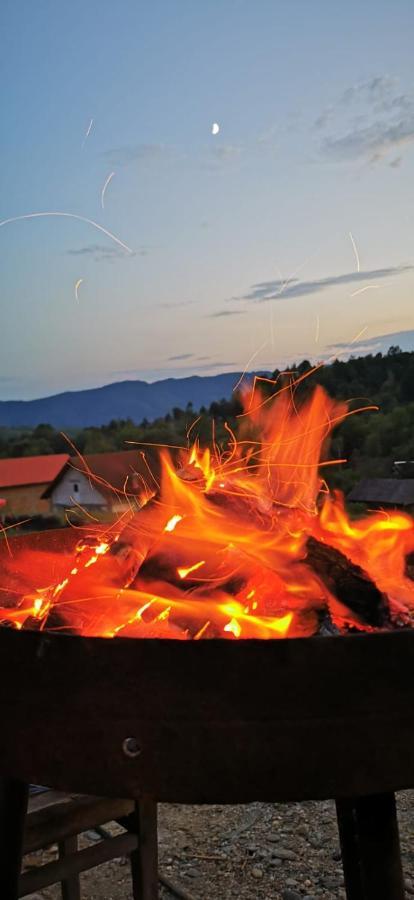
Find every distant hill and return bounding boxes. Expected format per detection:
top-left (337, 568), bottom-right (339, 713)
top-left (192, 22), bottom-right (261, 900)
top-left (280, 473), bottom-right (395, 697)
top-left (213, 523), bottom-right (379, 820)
top-left (0, 373), bottom-right (248, 428)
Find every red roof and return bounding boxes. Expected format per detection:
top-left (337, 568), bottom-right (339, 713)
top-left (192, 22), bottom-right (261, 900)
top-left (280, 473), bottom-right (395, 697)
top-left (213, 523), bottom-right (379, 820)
top-left (70, 449), bottom-right (158, 496)
top-left (42, 449), bottom-right (162, 501)
top-left (0, 454), bottom-right (70, 489)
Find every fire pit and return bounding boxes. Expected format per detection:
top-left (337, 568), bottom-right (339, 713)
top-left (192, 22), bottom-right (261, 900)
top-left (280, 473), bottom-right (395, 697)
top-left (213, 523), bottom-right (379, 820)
top-left (1, 378), bottom-right (414, 898)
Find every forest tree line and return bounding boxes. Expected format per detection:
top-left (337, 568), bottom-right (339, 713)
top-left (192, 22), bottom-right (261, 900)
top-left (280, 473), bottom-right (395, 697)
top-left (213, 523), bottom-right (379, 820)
top-left (1, 346), bottom-right (414, 493)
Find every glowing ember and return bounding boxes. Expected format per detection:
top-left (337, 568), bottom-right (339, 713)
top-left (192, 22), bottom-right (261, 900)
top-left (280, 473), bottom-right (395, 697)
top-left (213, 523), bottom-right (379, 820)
top-left (164, 514), bottom-right (183, 533)
top-left (1, 374), bottom-right (414, 640)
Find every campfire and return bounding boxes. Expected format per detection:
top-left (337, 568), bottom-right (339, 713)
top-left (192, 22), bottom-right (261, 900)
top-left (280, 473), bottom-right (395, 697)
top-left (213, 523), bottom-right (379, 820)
top-left (1, 373), bottom-right (414, 639)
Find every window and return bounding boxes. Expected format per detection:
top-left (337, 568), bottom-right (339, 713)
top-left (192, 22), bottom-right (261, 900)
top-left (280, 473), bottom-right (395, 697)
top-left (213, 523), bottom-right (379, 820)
top-left (73, 483), bottom-right (79, 494)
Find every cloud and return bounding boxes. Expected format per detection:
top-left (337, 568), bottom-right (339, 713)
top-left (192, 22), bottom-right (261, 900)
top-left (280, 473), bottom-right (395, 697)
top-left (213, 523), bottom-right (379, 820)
top-left (323, 119), bottom-right (414, 163)
top-left (208, 309), bottom-right (247, 318)
top-left (326, 329), bottom-right (414, 356)
top-left (67, 244), bottom-right (146, 262)
top-left (192, 360), bottom-right (238, 370)
top-left (316, 75), bottom-right (414, 163)
top-left (340, 76), bottom-right (398, 107)
top-left (157, 300), bottom-right (195, 309)
top-left (390, 156), bottom-right (402, 168)
top-left (101, 143), bottom-right (173, 167)
top-left (239, 265), bottom-right (414, 303)
top-left (211, 144), bottom-right (242, 162)
top-left (168, 353), bottom-right (194, 361)
top-left (202, 144), bottom-right (244, 172)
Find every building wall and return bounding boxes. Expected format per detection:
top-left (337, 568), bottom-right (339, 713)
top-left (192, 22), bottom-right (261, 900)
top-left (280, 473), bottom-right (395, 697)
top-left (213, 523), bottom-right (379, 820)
top-left (0, 483), bottom-right (52, 518)
top-left (50, 469), bottom-right (107, 510)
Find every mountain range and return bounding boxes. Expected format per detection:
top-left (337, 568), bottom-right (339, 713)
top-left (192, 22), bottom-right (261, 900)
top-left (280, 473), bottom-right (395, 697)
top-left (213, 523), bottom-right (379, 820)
top-left (0, 373), bottom-right (249, 428)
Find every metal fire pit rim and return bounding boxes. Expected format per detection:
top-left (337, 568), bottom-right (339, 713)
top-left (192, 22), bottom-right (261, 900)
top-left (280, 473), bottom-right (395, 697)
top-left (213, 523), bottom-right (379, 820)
top-left (1, 622), bottom-right (414, 803)
top-left (3, 623), bottom-right (412, 647)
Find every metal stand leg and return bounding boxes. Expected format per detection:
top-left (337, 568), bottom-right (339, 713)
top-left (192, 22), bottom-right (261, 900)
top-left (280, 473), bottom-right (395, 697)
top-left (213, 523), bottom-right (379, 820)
top-left (59, 835), bottom-right (81, 900)
top-left (336, 792), bottom-right (405, 900)
top-left (0, 777), bottom-right (29, 900)
top-left (130, 798), bottom-right (158, 900)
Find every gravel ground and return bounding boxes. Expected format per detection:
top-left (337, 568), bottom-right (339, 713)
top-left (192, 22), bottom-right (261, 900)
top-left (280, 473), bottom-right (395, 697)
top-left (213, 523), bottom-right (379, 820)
top-left (24, 791), bottom-right (414, 900)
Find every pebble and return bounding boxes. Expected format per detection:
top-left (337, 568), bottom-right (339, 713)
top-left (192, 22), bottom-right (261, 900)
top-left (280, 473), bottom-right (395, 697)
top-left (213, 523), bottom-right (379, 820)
top-left (271, 846), bottom-right (297, 860)
top-left (185, 868), bottom-right (199, 878)
top-left (251, 866), bottom-right (264, 879)
top-left (405, 878), bottom-right (414, 895)
top-left (281, 891), bottom-right (302, 900)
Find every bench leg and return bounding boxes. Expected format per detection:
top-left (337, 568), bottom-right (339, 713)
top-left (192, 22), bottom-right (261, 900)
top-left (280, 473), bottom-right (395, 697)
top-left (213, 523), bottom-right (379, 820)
top-left (130, 798), bottom-right (158, 900)
top-left (59, 835), bottom-right (81, 900)
top-left (0, 777), bottom-right (28, 900)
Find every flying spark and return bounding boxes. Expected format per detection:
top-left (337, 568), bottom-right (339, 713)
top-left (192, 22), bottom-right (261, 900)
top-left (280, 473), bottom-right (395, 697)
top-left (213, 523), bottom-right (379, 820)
top-left (233, 339), bottom-right (268, 393)
top-left (101, 171), bottom-right (115, 209)
top-left (315, 314), bottom-right (320, 343)
top-left (0, 211), bottom-right (133, 254)
top-left (350, 325), bottom-right (368, 344)
top-left (74, 278), bottom-right (83, 301)
top-left (350, 285), bottom-right (379, 298)
top-left (349, 231), bottom-right (360, 272)
top-left (211, 122), bottom-right (220, 135)
top-left (82, 118), bottom-right (94, 148)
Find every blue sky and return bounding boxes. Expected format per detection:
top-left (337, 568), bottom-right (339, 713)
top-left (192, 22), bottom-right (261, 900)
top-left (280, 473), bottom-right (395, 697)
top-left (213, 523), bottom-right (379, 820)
top-left (1, 0), bottom-right (414, 399)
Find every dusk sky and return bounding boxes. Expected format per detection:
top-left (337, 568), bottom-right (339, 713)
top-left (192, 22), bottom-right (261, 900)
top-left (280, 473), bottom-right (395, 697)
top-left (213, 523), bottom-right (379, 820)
top-left (1, 0), bottom-right (414, 400)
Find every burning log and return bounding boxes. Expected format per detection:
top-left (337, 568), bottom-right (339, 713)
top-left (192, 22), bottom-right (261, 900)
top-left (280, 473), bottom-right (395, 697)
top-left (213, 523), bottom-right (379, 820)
top-left (305, 536), bottom-right (389, 628)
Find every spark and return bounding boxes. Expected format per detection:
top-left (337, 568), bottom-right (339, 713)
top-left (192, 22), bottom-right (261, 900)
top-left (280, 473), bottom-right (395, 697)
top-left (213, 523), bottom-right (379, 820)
top-left (74, 278), bottom-right (83, 301)
top-left (351, 325), bottom-right (368, 344)
top-left (101, 171), bottom-right (115, 209)
top-left (194, 620), bottom-right (211, 640)
top-left (315, 314), bottom-right (320, 343)
top-left (164, 514), bottom-right (183, 533)
top-left (95, 542), bottom-right (110, 555)
top-left (224, 617), bottom-right (241, 638)
top-left (211, 122), bottom-right (220, 135)
top-left (177, 560), bottom-right (206, 580)
top-left (350, 284), bottom-right (379, 298)
top-left (349, 231), bottom-right (360, 272)
top-left (82, 118), bottom-right (94, 148)
top-left (0, 212), bottom-right (133, 254)
top-left (233, 339), bottom-right (268, 393)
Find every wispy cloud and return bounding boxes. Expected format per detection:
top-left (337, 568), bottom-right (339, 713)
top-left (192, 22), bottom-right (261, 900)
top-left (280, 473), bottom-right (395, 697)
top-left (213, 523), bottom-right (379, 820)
top-left (316, 75), bottom-right (414, 164)
top-left (323, 120), bottom-right (414, 163)
top-left (238, 265), bottom-right (413, 303)
top-left (326, 328), bottom-right (414, 355)
top-left (101, 143), bottom-right (174, 167)
top-left (67, 244), bottom-right (146, 262)
top-left (211, 144), bottom-right (242, 162)
top-left (168, 353), bottom-right (194, 361)
top-left (208, 309), bottom-right (247, 318)
top-left (157, 300), bottom-right (196, 310)
top-left (202, 143), bottom-right (244, 172)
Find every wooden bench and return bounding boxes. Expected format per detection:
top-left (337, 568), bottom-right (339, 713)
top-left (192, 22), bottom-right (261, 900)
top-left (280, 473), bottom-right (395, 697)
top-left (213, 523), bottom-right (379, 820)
top-left (19, 790), bottom-right (157, 899)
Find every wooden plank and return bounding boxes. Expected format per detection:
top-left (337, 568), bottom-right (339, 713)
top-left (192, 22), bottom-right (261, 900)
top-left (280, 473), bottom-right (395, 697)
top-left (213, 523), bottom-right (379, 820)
top-left (25, 792), bottom-right (133, 852)
top-left (19, 832), bottom-right (137, 896)
top-left (1, 627), bottom-right (414, 802)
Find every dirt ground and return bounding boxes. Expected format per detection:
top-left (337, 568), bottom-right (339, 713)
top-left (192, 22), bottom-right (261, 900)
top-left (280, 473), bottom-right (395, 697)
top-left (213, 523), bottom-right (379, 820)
top-left (24, 792), bottom-right (414, 900)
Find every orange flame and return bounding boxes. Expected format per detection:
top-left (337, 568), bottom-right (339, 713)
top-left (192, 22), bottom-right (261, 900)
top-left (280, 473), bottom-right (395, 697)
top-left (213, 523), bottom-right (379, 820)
top-left (1, 376), bottom-right (414, 639)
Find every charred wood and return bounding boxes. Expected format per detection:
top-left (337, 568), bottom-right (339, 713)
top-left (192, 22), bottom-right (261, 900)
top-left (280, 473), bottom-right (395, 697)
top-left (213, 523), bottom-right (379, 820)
top-left (305, 537), bottom-right (389, 628)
